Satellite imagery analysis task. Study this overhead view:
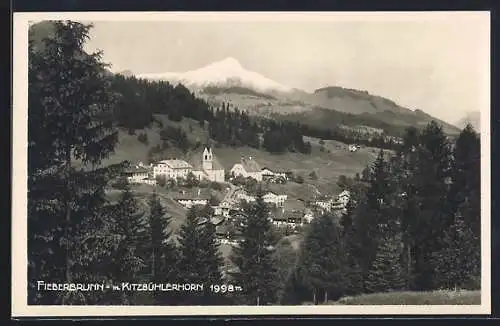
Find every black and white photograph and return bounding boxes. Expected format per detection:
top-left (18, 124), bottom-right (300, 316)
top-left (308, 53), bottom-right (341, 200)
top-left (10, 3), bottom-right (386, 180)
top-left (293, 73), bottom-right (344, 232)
top-left (12, 11), bottom-right (490, 316)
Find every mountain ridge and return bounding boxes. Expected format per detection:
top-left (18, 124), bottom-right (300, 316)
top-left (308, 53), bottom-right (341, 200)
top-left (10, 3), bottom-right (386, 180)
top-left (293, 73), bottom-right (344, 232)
top-left (133, 58), bottom-right (461, 135)
top-left (135, 57), bottom-right (293, 93)
top-left (28, 21), bottom-right (461, 136)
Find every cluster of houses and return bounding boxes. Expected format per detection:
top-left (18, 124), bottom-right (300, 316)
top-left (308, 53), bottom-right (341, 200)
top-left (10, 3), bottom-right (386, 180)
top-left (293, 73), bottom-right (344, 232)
top-left (122, 147), bottom-right (293, 187)
top-left (126, 147), bottom-right (226, 185)
top-left (312, 190), bottom-right (351, 214)
top-left (120, 146), bottom-right (354, 247)
top-left (233, 188), bottom-right (288, 208)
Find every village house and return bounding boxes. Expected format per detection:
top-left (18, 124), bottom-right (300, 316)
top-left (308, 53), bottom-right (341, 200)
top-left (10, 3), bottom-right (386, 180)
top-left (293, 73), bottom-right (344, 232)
top-left (235, 190), bottom-right (288, 207)
top-left (303, 208), bottom-right (315, 223)
top-left (213, 200), bottom-right (232, 217)
top-left (260, 167), bottom-right (291, 182)
top-left (191, 147), bottom-right (225, 183)
top-left (348, 144), bottom-right (359, 152)
top-left (230, 156), bottom-right (263, 181)
top-left (215, 221), bottom-right (244, 246)
top-left (271, 208), bottom-right (304, 227)
top-left (210, 215), bottom-right (225, 226)
top-left (173, 189), bottom-right (210, 209)
top-left (141, 177), bottom-right (157, 186)
top-left (337, 190), bottom-right (351, 206)
top-left (122, 166), bottom-right (157, 186)
top-left (153, 159), bottom-right (192, 180)
top-left (314, 197), bottom-right (335, 211)
top-left (263, 191), bottom-right (288, 207)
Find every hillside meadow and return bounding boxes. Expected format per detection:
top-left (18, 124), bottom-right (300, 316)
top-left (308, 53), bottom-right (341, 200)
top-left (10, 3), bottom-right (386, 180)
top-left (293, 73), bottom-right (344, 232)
top-left (102, 115), bottom-right (385, 196)
top-left (316, 290), bottom-right (481, 305)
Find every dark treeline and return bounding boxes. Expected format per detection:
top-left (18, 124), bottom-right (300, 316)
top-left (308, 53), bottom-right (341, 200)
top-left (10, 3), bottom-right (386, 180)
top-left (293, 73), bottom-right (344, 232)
top-left (280, 122), bottom-right (481, 304)
top-left (111, 74), bottom-right (212, 131)
top-left (208, 103), bottom-right (261, 149)
top-left (298, 123), bottom-right (399, 151)
top-left (109, 65), bottom-right (400, 154)
top-left (28, 21), bottom-right (480, 306)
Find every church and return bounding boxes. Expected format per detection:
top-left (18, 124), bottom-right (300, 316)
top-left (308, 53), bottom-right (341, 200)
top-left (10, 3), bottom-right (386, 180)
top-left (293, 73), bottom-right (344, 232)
top-left (192, 147), bottom-right (225, 183)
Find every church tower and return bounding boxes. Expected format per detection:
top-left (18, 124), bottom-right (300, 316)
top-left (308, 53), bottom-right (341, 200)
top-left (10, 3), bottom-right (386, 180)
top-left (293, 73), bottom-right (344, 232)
top-left (202, 147), bottom-right (213, 171)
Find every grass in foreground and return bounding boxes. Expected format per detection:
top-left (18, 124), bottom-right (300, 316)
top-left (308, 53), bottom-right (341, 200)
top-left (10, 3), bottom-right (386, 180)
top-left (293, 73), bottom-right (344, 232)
top-left (326, 290), bottom-right (481, 305)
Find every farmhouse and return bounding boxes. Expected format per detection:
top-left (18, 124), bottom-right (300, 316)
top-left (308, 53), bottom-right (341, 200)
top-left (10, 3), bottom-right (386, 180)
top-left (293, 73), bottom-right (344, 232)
top-left (210, 215), bottom-right (225, 226)
top-left (348, 144), bottom-right (359, 152)
top-left (153, 159), bottom-right (192, 180)
top-left (235, 190), bottom-right (288, 207)
top-left (303, 208), bottom-right (315, 223)
top-left (271, 209), bottom-right (304, 226)
top-left (314, 197), bottom-right (335, 211)
top-left (123, 167), bottom-right (151, 184)
top-left (337, 190), bottom-right (351, 206)
top-left (191, 147), bottom-right (225, 183)
top-left (213, 200), bottom-right (231, 217)
top-left (230, 157), bottom-right (263, 181)
top-left (141, 177), bottom-right (157, 186)
top-left (173, 189), bottom-right (210, 209)
top-left (263, 191), bottom-right (288, 207)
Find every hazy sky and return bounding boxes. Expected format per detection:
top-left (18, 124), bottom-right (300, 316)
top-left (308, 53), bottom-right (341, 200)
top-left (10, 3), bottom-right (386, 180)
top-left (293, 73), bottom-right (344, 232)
top-left (84, 13), bottom-right (489, 124)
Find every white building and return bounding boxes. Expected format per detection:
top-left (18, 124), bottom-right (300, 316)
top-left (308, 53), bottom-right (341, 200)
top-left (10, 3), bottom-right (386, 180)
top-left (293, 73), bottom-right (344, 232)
top-left (337, 190), bottom-right (351, 206)
top-left (153, 159), bottom-right (192, 180)
top-left (314, 200), bottom-right (333, 211)
top-left (177, 198), bottom-right (209, 209)
top-left (263, 192), bottom-right (288, 207)
top-left (230, 157), bottom-right (262, 181)
top-left (213, 200), bottom-right (232, 217)
top-left (303, 209), bottom-right (314, 223)
top-left (235, 191), bottom-right (287, 207)
top-left (348, 145), bottom-right (358, 152)
top-left (123, 167), bottom-right (151, 184)
top-left (142, 178), bottom-right (157, 186)
top-left (192, 147), bottom-right (225, 183)
top-left (261, 167), bottom-right (288, 179)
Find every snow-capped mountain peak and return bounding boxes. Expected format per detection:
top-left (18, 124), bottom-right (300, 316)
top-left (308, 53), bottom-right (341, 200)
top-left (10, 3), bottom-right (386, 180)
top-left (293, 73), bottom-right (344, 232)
top-left (135, 57), bottom-right (293, 93)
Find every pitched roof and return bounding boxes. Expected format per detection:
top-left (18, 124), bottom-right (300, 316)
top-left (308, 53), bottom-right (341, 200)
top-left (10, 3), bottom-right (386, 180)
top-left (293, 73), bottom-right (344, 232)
top-left (157, 159), bottom-right (192, 169)
top-left (239, 158), bottom-right (261, 173)
top-left (172, 188), bottom-right (212, 200)
top-left (210, 216), bottom-right (225, 225)
top-left (123, 167), bottom-right (150, 174)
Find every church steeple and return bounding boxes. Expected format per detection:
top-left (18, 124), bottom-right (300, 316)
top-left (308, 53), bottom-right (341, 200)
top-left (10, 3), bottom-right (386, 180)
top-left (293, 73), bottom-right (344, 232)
top-left (202, 147), bottom-right (213, 170)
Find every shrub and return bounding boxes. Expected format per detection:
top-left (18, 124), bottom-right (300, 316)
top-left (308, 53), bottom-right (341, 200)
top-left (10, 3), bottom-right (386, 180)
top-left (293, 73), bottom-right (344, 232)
top-left (210, 182), bottom-right (223, 191)
top-left (112, 176), bottom-right (129, 190)
top-left (156, 175), bottom-right (167, 187)
top-left (137, 132), bottom-right (149, 145)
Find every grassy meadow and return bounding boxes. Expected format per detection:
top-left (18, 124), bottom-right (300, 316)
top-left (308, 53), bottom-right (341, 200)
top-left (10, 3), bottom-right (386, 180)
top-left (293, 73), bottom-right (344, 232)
top-left (315, 290), bottom-right (481, 305)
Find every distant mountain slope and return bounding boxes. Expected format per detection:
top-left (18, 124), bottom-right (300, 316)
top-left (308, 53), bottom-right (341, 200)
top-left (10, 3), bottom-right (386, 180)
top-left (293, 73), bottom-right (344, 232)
top-left (136, 57), bottom-right (293, 93)
top-left (30, 21), bottom-right (460, 136)
top-left (135, 58), bottom-right (460, 135)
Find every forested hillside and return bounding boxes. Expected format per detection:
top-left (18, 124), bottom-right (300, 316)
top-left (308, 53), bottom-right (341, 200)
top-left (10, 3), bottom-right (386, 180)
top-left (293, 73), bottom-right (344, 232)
top-left (27, 21), bottom-right (481, 306)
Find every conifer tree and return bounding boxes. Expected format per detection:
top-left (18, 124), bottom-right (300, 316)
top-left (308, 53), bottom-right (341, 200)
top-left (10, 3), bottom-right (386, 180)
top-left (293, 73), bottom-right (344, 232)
top-left (230, 186), bottom-right (279, 305)
top-left (340, 197), bottom-right (364, 295)
top-left (364, 230), bottom-right (406, 293)
top-left (296, 214), bottom-right (346, 304)
top-left (176, 205), bottom-right (224, 304)
top-left (449, 124), bottom-right (481, 244)
top-left (106, 185), bottom-right (149, 303)
top-left (353, 149), bottom-right (393, 285)
top-left (272, 239), bottom-right (299, 302)
top-left (28, 21), bottom-right (122, 304)
top-left (410, 121), bottom-right (453, 290)
top-left (147, 192), bottom-right (178, 304)
top-left (431, 215), bottom-right (480, 290)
